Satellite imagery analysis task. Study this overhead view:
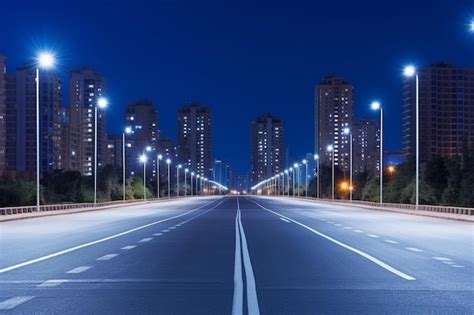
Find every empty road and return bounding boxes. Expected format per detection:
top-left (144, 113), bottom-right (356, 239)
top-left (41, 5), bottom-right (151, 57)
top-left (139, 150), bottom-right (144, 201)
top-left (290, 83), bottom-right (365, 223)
top-left (0, 196), bottom-right (473, 314)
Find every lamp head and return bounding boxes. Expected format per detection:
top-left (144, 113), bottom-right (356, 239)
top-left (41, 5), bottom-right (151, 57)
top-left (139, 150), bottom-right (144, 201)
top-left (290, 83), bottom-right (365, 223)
top-left (145, 146), bottom-right (152, 152)
top-left (166, 158), bottom-right (171, 164)
top-left (302, 159), bottom-right (307, 164)
top-left (37, 51), bottom-right (55, 69)
top-left (124, 126), bottom-right (132, 134)
top-left (157, 154), bottom-right (163, 160)
top-left (97, 97), bottom-right (108, 109)
top-left (343, 127), bottom-right (350, 135)
top-left (370, 101), bottom-right (381, 111)
top-left (139, 154), bottom-right (147, 163)
top-left (327, 145), bottom-right (334, 152)
top-left (403, 65), bottom-right (416, 77)
top-left (314, 154), bottom-right (319, 160)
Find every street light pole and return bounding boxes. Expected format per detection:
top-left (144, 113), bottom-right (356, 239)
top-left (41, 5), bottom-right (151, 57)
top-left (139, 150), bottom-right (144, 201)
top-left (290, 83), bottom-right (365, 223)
top-left (123, 127), bottom-right (132, 202)
top-left (184, 168), bottom-right (188, 197)
top-left (371, 101), bottom-right (384, 204)
top-left (166, 159), bottom-right (171, 198)
top-left (176, 165), bottom-right (182, 197)
top-left (343, 128), bottom-right (353, 202)
top-left (191, 172), bottom-right (194, 196)
top-left (139, 154), bottom-right (147, 202)
top-left (35, 52), bottom-right (55, 212)
top-left (314, 154), bottom-right (320, 199)
top-left (94, 97), bottom-right (108, 206)
top-left (157, 154), bottom-right (162, 198)
top-left (303, 159), bottom-right (308, 198)
top-left (327, 145), bottom-right (335, 200)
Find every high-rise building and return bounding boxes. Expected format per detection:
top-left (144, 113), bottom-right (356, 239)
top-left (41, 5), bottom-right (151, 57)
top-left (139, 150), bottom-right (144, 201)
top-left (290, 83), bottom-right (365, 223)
top-left (178, 102), bottom-right (212, 177)
top-left (353, 119), bottom-right (380, 175)
top-left (251, 114), bottom-right (285, 185)
top-left (0, 55), bottom-right (6, 173)
top-left (124, 100), bottom-right (159, 178)
top-left (212, 159), bottom-right (232, 189)
top-left (105, 134), bottom-right (123, 169)
top-left (4, 64), bottom-right (62, 176)
top-left (402, 63), bottom-right (474, 162)
top-left (315, 75), bottom-right (353, 171)
top-left (69, 67), bottom-right (106, 176)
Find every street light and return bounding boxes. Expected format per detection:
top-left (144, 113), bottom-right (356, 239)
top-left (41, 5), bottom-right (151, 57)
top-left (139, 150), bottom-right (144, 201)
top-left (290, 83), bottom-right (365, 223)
top-left (166, 158), bottom-right (171, 198)
top-left (327, 144), bottom-right (335, 200)
top-left (122, 127), bottom-right (132, 202)
top-left (139, 154), bottom-right (148, 201)
top-left (314, 154), bottom-right (320, 199)
top-left (343, 127), bottom-right (353, 201)
top-left (302, 159), bottom-right (308, 198)
top-left (370, 101), bottom-right (383, 204)
top-left (176, 164), bottom-right (182, 197)
top-left (94, 97), bottom-right (108, 206)
top-left (403, 65), bottom-right (420, 209)
top-left (284, 169), bottom-right (289, 196)
top-left (289, 167), bottom-right (294, 197)
top-left (190, 172), bottom-right (195, 196)
top-left (184, 168), bottom-right (189, 197)
top-left (35, 51), bottom-right (55, 212)
top-left (157, 154), bottom-right (163, 198)
top-left (196, 175), bottom-right (200, 195)
top-left (293, 163), bottom-right (300, 197)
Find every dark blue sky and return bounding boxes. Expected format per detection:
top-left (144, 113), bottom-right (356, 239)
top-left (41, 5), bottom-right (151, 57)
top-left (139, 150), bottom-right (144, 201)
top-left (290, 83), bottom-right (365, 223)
top-left (2, 0), bottom-right (473, 175)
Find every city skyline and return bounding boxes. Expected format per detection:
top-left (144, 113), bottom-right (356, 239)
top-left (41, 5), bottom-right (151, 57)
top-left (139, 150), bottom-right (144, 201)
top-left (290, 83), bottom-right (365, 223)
top-left (2, 1), bottom-right (473, 176)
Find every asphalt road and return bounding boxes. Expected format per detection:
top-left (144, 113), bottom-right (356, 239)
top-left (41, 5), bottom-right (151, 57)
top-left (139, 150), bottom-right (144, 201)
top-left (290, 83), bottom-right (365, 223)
top-left (0, 196), bottom-right (472, 314)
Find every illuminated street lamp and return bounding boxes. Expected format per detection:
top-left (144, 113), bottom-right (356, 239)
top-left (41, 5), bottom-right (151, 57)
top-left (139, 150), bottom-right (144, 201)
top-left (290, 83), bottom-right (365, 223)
top-left (470, 20), bottom-right (474, 33)
top-left (184, 168), bottom-right (189, 197)
top-left (190, 172), bottom-right (195, 196)
top-left (284, 169), bottom-right (289, 196)
top-left (94, 97), bottom-right (108, 206)
top-left (122, 126), bottom-right (132, 202)
top-left (157, 154), bottom-right (163, 198)
top-left (370, 101), bottom-right (384, 204)
top-left (139, 154), bottom-right (148, 201)
top-left (302, 159), bottom-right (308, 198)
top-left (343, 127), bottom-right (353, 201)
top-left (35, 51), bottom-right (55, 212)
top-left (314, 154), bottom-right (320, 199)
top-left (293, 163), bottom-right (300, 197)
top-left (403, 65), bottom-right (420, 209)
top-left (327, 144), bottom-right (335, 200)
top-left (166, 158), bottom-right (171, 198)
top-left (196, 175), bottom-right (200, 195)
top-left (176, 164), bottom-right (182, 197)
top-left (289, 167), bottom-right (294, 197)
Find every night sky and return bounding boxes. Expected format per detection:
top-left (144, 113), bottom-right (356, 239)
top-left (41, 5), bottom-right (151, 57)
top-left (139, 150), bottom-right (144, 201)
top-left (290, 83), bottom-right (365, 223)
top-left (2, 0), bottom-right (473, 176)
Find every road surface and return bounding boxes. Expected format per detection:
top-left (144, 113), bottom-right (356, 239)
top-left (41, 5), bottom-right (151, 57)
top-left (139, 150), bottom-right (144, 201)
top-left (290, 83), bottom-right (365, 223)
top-left (0, 196), bottom-right (473, 314)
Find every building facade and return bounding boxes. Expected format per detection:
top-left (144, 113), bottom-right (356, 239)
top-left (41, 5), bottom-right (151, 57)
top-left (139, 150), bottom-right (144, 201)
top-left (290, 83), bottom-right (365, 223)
top-left (352, 119), bottom-right (380, 175)
top-left (0, 55), bottom-right (5, 172)
top-left (315, 75), bottom-right (353, 171)
top-left (68, 67), bottom-right (106, 175)
top-left (3, 65), bottom-right (63, 177)
top-left (402, 63), bottom-right (474, 162)
top-left (178, 102), bottom-right (212, 177)
top-left (124, 100), bottom-right (159, 179)
top-left (251, 114), bottom-right (284, 185)
top-left (212, 159), bottom-right (233, 189)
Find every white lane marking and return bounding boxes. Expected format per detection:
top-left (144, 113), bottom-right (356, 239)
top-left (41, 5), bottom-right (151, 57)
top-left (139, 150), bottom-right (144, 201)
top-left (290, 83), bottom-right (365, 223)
top-left (366, 234), bottom-right (379, 238)
top-left (0, 296), bottom-right (35, 310)
top-left (121, 245), bottom-right (136, 250)
top-left (451, 265), bottom-right (465, 268)
top-left (279, 217), bottom-right (291, 223)
top-left (153, 233), bottom-right (163, 236)
top-left (38, 279), bottom-right (69, 287)
top-left (405, 247), bottom-right (423, 252)
top-left (327, 221), bottom-right (334, 223)
top-left (66, 266), bottom-right (92, 274)
top-left (169, 226), bottom-right (177, 229)
top-left (250, 200), bottom-right (416, 281)
top-left (343, 226), bottom-right (352, 229)
top-left (161, 229), bottom-right (170, 233)
top-left (442, 261), bottom-right (455, 265)
top-left (353, 229), bottom-right (363, 233)
top-left (0, 199), bottom-right (222, 274)
top-left (433, 257), bottom-right (452, 261)
top-left (96, 254), bottom-right (118, 261)
top-left (236, 199), bottom-right (260, 315)
top-left (139, 238), bottom-right (153, 242)
top-left (334, 224), bottom-right (342, 227)
top-left (384, 240), bottom-right (398, 244)
top-left (232, 200), bottom-right (243, 315)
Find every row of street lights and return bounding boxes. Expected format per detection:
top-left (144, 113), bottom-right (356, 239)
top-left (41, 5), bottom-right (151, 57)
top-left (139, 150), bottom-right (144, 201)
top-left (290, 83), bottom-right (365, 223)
top-left (252, 66), bottom-right (420, 208)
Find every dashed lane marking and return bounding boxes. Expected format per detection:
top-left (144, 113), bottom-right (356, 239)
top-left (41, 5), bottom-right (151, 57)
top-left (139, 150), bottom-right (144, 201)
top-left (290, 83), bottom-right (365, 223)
top-left (353, 230), bottom-right (363, 233)
top-left (139, 238), bottom-right (153, 243)
top-left (405, 247), bottom-right (423, 252)
top-left (121, 246), bottom-right (136, 250)
top-left (38, 279), bottom-right (69, 288)
top-left (0, 296), bottom-right (35, 310)
top-left (279, 217), bottom-right (291, 223)
top-left (153, 233), bottom-right (163, 236)
top-left (66, 266), bottom-right (91, 274)
top-left (96, 254), bottom-right (118, 261)
top-left (433, 257), bottom-right (452, 261)
top-left (367, 234), bottom-right (379, 238)
top-left (384, 240), bottom-right (398, 244)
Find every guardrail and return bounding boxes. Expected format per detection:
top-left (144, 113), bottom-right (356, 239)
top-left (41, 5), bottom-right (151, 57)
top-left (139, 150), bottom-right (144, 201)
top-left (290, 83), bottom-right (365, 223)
top-left (280, 196), bottom-right (474, 216)
top-left (0, 198), bottom-right (169, 216)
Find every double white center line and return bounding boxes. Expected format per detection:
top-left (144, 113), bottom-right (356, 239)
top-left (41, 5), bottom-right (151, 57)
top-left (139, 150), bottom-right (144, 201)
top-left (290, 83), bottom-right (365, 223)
top-left (232, 198), bottom-right (260, 315)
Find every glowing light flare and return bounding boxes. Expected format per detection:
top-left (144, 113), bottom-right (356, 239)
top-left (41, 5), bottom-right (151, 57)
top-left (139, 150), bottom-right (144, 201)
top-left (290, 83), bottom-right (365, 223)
top-left (37, 51), bottom-right (55, 69)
